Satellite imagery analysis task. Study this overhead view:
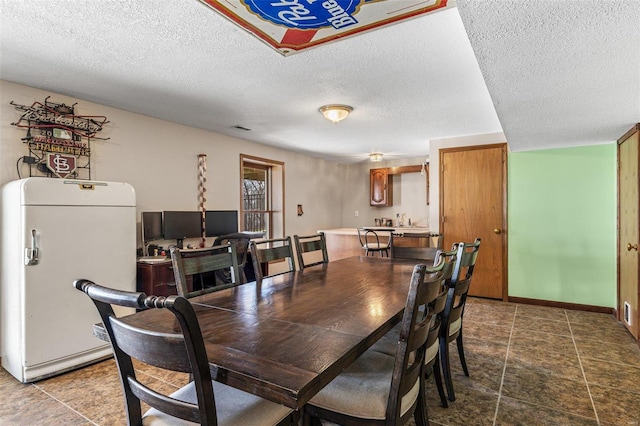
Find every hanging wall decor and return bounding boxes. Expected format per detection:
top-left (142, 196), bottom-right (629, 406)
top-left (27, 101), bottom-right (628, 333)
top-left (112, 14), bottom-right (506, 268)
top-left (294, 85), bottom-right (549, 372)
top-left (198, 154), bottom-right (208, 248)
top-left (10, 96), bottom-right (109, 180)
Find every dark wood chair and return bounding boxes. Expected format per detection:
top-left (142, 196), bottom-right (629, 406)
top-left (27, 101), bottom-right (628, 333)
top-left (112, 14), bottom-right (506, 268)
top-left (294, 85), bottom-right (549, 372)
top-left (212, 232), bottom-right (256, 284)
top-left (357, 228), bottom-right (392, 257)
top-left (304, 264), bottom-right (443, 426)
top-left (293, 232), bottom-right (329, 269)
top-left (439, 238), bottom-right (481, 402)
top-left (170, 244), bottom-right (240, 298)
top-left (369, 252), bottom-right (455, 408)
top-left (249, 236), bottom-right (296, 281)
top-left (73, 279), bottom-right (293, 426)
top-left (390, 232), bottom-right (443, 261)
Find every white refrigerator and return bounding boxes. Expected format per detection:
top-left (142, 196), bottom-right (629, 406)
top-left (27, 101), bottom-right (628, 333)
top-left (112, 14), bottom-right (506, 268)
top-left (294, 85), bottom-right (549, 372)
top-left (1, 178), bottom-right (136, 382)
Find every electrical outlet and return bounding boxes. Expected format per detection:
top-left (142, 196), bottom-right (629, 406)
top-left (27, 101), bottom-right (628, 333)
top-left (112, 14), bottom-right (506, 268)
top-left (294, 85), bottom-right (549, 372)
top-left (354, 210), bottom-right (359, 217)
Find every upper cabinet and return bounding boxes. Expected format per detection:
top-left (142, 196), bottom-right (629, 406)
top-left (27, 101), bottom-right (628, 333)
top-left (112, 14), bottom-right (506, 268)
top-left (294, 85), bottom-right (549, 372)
top-left (370, 168), bottom-right (393, 206)
top-left (369, 164), bottom-right (429, 207)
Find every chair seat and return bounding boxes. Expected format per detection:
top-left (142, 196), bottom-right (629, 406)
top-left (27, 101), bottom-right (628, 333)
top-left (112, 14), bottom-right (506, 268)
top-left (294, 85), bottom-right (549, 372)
top-left (363, 243), bottom-right (389, 250)
top-left (308, 350), bottom-right (419, 421)
top-left (143, 380), bottom-right (292, 425)
top-left (368, 323), bottom-right (401, 356)
top-left (370, 323), bottom-right (438, 364)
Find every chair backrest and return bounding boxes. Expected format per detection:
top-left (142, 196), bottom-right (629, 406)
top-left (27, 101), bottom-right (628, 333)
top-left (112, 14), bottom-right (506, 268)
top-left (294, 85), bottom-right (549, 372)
top-left (451, 238), bottom-right (481, 284)
top-left (73, 279), bottom-right (216, 425)
top-left (385, 264), bottom-right (443, 423)
top-left (249, 236), bottom-right (296, 281)
top-left (213, 232), bottom-right (254, 284)
top-left (423, 253), bottom-right (455, 367)
top-left (390, 232), bottom-right (442, 261)
top-left (171, 244), bottom-right (240, 298)
top-left (293, 232), bottom-right (329, 269)
top-left (440, 239), bottom-right (481, 341)
top-left (356, 228), bottom-right (391, 249)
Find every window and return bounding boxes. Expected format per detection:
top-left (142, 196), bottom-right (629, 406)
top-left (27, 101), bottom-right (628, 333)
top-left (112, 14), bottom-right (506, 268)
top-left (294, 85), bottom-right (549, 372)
top-left (240, 155), bottom-right (284, 238)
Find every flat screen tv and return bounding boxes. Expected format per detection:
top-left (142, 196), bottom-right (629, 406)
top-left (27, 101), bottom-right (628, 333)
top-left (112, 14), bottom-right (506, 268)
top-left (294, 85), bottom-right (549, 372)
top-left (141, 211), bottom-right (163, 242)
top-left (163, 211), bottom-right (202, 248)
top-left (205, 210), bottom-right (239, 237)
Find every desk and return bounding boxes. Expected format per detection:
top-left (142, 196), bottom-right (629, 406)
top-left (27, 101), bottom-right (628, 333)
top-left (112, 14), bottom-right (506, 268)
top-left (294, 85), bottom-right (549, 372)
top-left (100, 256), bottom-right (419, 409)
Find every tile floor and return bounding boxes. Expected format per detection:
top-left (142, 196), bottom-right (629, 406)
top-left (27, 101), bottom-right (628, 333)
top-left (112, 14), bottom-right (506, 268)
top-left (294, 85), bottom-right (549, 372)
top-left (1, 297), bottom-right (639, 425)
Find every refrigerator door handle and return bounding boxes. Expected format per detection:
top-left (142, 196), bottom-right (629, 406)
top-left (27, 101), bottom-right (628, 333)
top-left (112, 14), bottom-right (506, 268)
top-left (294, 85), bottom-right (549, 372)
top-left (25, 229), bottom-right (39, 266)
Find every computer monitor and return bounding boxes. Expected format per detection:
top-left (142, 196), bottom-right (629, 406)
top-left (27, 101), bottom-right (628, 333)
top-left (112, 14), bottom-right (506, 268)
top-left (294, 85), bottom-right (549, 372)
top-left (141, 211), bottom-right (163, 242)
top-left (163, 211), bottom-right (202, 248)
top-left (205, 210), bottom-right (239, 237)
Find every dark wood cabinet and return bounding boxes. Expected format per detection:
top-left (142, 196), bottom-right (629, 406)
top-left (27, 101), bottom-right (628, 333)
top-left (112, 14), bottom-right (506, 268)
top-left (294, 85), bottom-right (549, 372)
top-left (136, 260), bottom-right (192, 297)
top-left (370, 168), bottom-right (393, 206)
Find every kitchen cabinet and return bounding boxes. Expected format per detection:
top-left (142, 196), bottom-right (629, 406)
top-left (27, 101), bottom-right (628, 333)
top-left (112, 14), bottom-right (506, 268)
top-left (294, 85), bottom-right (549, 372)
top-left (370, 168), bottom-right (393, 206)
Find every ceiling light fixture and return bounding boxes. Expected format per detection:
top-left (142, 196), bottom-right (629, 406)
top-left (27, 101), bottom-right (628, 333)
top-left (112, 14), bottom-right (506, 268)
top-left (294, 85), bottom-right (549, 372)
top-left (318, 104), bottom-right (353, 123)
top-left (369, 153), bottom-right (383, 162)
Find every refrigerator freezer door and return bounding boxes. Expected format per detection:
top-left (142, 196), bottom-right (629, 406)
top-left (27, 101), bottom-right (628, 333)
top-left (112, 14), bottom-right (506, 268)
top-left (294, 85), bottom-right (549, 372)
top-left (22, 204), bottom-right (136, 368)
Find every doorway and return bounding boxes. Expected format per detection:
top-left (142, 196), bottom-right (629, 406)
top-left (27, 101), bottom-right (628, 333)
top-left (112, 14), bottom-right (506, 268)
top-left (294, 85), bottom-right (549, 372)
top-left (439, 144), bottom-right (507, 300)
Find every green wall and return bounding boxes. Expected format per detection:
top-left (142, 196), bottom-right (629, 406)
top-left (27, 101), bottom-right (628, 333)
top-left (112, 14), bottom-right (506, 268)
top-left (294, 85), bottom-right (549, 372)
top-left (508, 143), bottom-right (617, 307)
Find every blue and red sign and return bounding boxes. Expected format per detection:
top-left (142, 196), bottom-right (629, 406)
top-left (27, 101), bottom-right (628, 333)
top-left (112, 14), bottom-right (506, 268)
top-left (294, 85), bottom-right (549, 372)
top-left (199, 0), bottom-right (452, 55)
top-left (242, 0), bottom-right (360, 30)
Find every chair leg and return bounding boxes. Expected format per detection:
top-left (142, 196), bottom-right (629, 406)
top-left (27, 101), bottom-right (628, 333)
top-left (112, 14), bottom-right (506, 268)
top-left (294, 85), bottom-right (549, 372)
top-left (439, 337), bottom-right (456, 402)
top-left (415, 375), bottom-right (430, 426)
top-left (432, 355), bottom-right (448, 408)
top-left (456, 331), bottom-right (469, 377)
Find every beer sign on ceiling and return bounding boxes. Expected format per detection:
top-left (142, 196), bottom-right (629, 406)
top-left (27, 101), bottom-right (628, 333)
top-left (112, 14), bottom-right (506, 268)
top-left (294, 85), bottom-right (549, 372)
top-left (198, 0), bottom-right (452, 56)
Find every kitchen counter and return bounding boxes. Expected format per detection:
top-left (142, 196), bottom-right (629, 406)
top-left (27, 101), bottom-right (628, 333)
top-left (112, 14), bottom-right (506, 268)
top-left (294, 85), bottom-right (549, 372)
top-left (318, 227), bottom-right (431, 261)
top-left (318, 227), bottom-right (430, 236)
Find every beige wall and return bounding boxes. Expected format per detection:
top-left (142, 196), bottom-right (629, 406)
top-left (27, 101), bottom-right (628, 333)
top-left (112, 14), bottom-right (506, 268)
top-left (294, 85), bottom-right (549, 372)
top-left (341, 157), bottom-right (431, 229)
top-left (0, 80), bottom-right (346, 248)
top-left (1, 80), bottom-right (506, 245)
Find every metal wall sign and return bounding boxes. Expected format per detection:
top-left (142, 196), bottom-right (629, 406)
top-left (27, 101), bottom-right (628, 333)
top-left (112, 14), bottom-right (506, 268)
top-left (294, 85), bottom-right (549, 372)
top-left (198, 0), bottom-right (453, 56)
top-left (10, 97), bottom-right (109, 180)
top-left (46, 153), bottom-right (77, 179)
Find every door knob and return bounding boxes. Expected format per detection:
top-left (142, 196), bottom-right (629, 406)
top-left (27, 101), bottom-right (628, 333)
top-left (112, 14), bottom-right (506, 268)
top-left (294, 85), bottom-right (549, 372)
top-left (493, 228), bottom-right (501, 234)
top-left (628, 243), bottom-right (638, 251)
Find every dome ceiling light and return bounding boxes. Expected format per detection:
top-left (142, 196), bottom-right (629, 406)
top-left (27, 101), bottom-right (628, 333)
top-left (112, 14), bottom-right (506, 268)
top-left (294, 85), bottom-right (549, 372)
top-left (318, 104), bottom-right (353, 123)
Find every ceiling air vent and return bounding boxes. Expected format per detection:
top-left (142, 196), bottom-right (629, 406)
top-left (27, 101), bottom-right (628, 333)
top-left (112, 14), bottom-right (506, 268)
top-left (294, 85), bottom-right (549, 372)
top-left (232, 125), bottom-right (251, 131)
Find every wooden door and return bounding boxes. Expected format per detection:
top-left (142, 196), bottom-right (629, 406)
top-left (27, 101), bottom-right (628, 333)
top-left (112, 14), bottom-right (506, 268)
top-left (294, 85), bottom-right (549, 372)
top-left (618, 124), bottom-right (639, 341)
top-left (440, 144), bottom-right (507, 299)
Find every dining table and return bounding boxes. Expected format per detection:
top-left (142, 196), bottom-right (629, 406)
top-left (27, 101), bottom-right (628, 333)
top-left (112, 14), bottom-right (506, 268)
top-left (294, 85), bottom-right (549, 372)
top-left (96, 255), bottom-right (422, 409)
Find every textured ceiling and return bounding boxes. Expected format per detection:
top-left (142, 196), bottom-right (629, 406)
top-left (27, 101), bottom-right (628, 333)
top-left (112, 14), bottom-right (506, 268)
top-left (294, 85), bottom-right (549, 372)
top-left (458, 0), bottom-right (640, 153)
top-left (1, 0), bottom-right (638, 163)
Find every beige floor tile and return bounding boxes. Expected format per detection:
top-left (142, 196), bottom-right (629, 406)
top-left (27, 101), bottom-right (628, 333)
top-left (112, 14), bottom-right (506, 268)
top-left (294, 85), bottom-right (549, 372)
top-left (509, 328), bottom-right (576, 354)
top-left (574, 338), bottom-right (640, 366)
top-left (590, 384), bottom-right (640, 425)
top-left (581, 358), bottom-right (640, 392)
top-left (501, 365), bottom-right (594, 418)
top-left (495, 396), bottom-right (598, 426)
top-left (461, 321), bottom-right (512, 345)
top-left (513, 314), bottom-right (571, 336)
top-left (507, 343), bottom-right (583, 381)
top-left (425, 383), bottom-right (498, 426)
top-left (515, 304), bottom-right (568, 321)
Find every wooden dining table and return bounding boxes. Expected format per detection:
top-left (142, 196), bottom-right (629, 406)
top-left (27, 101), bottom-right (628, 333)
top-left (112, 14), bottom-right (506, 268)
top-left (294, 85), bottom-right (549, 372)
top-left (99, 256), bottom-right (421, 409)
